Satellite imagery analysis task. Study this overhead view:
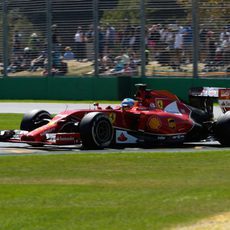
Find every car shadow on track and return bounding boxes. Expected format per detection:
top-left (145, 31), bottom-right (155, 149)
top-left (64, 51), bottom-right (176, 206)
top-left (1, 141), bottom-right (229, 155)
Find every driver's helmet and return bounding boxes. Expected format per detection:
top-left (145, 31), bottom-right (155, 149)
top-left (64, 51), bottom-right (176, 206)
top-left (121, 98), bottom-right (135, 109)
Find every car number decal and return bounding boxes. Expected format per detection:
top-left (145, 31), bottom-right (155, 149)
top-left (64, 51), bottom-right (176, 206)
top-left (168, 118), bottom-right (176, 129)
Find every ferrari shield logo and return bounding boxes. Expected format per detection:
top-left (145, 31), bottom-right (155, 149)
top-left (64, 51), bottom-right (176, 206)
top-left (108, 112), bottom-right (116, 124)
top-left (148, 116), bottom-right (162, 130)
top-left (156, 99), bottom-right (163, 109)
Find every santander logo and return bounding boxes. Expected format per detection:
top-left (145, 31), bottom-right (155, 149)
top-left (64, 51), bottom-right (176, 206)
top-left (118, 132), bottom-right (128, 142)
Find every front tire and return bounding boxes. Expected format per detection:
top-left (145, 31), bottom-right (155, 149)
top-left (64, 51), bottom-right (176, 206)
top-left (79, 112), bottom-right (113, 149)
top-left (20, 109), bottom-right (52, 131)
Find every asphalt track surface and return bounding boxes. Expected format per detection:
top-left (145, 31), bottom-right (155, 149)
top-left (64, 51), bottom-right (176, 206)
top-left (0, 102), bottom-right (229, 155)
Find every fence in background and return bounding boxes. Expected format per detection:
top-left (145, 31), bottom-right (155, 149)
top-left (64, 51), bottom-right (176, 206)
top-left (0, 0), bottom-right (229, 78)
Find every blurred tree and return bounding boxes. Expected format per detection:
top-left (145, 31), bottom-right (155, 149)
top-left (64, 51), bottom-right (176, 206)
top-left (177, 0), bottom-right (229, 26)
top-left (0, 7), bottom-right (34, 62)
top-left (5, 0), bottom-right (119, 48)
top-left (101, 0), bottom-right (187, 26)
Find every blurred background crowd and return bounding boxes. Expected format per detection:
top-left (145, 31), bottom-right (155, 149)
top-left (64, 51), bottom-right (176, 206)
top-left (0, 0), bottom-right (229, 77)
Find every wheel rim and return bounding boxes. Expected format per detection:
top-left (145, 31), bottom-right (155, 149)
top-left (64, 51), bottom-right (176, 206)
top-left (33, 113), bottom-right (51, 126)
top-left (94, 119), bottom-right (112, 144)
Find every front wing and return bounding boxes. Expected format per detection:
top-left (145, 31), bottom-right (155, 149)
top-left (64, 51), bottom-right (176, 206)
top-left (0, 130), bottom-right (81, 146)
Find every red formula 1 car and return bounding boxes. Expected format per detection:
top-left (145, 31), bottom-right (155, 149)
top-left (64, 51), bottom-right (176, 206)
top-left (0, 84), bottom-right (230, 149)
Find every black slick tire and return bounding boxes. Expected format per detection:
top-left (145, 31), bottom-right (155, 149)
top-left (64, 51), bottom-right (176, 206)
top-left (79, 112), bottom-right (113, 149)
top-left (20, 109), bottom-right (52, 131)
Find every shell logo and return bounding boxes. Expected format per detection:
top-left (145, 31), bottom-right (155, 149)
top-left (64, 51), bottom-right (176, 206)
top-left (148, 116), bottom-right (162, 130)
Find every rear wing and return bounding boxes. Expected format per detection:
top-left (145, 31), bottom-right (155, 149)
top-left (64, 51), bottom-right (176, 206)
top-left (189, 87), bottom-right (230, 116)
top-left (189, 87), bottom-right (220, 98)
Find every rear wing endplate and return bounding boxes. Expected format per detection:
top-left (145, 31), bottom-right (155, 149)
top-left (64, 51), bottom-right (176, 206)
top-left (218, 89), bottom-right (230, 113)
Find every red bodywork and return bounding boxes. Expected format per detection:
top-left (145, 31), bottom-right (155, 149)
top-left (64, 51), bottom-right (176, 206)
top-left (11, 87), bottom-right (194, 146)
top-left (1, 87), bottom-right (194, 146)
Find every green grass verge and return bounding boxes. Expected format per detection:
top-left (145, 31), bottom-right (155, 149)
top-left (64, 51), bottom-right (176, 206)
top-left (0, 152), bottom-right (229, 230)
top-left (0, 114), bottom-right (23, 130)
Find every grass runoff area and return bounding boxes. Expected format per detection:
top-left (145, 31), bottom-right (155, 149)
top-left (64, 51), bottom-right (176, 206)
top-left (0, 114), bottom-right (229, 229)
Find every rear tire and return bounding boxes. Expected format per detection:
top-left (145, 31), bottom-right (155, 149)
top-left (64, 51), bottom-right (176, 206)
top-left (79, 112), bottom-right (113, 149)
top-left (214, 111), bottom-right (230, 146)
top-left (20, 109), bottom-right (52, 131)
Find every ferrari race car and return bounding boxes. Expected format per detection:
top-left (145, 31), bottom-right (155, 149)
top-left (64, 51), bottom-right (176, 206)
top-left (0, 84), bottom-right (230, 149)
